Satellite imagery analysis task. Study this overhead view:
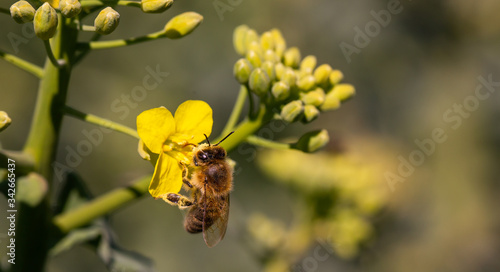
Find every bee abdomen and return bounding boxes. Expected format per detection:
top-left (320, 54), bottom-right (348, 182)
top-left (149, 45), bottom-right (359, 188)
top-left (184, 206), bottom-right (217, 233)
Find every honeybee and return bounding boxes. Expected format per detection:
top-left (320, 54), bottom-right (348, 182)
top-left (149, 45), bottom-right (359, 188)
top-left (165, 132), bottom-right (234, 247)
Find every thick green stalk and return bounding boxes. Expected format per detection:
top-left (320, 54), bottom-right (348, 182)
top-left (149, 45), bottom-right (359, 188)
top-left (17, 17), bottom-right (78, 272)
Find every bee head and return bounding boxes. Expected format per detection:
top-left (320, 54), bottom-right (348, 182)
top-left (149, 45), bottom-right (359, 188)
top-left (193, 132), bottom-right (234, 166)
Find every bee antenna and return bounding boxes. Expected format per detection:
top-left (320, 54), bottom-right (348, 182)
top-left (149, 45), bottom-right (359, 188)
top-left (215, 131), bottom-right (234, 146)
top-left (204, 134), bottom-right (211, 146)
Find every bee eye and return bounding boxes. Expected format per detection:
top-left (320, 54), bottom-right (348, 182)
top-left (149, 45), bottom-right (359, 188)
top-left (198, 153), bottom-right (208, 161)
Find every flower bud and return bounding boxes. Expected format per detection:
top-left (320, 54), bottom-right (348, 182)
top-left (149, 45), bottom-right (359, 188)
top-left (141, 0), bottom-right (173, 13)
top-left (281, 67), bottom-right (297, 88)
top-left (271, 81), bottom-right (290, 101)
top-left (274, 62), bottom-right (285, 80)
top-left (300, 87), bottom-right (325, 106)
top-left (94, 7), bottom-right (120, 35)
top-left (59, 0), bottom-right (82, 18)
top-left (233, 24), bottom-right (249, 55)
top-left (34, 2), bottom-right (58, 40)
top-left (292, 129), bottom-right (329, 153)
top-left (280, 100), bottom-right (303, 123)
top-left (303, 105), bottom-right (320, 123)
top-left (246, 49), bottom-right (262, 68)
top-left (261, 61), bottom-right (275, 82)
top-left (0, 111), bottom-right (12, 133)
top-left (320, 91), bottom-right (341, 111)
top-left (329, 69), bottom-right (344, 85)
top-left (296, 75), bottom-right (316, 92)
top-left (260, 31), bottom-right (274, 51)
top-left (297, 69), bottom-right (311, 80)
top-left (233, 58), bottom-right (253, 84)
top-left (300, 55), bottom-right (316, 74)
top-left (314, 64), bottom-right (332, 87)
top-left (247, 41), bottom-right (263, 56)
top-left (244, 29), bottom-right (259, 52)
top-left (271, 28), bottom-right (286, 58)
top-left (249, 68), bottom-right (270, 97)
top-left (164, 12), bottom-right (203, 39)
top-left (331, 84), bottom-right (355, 101)
top-left (283, 47), bottom-right (301, 68)
top-left (10, 1), bottom-right (35, 24)
top-left (264, 49), bottom-right (279, 63)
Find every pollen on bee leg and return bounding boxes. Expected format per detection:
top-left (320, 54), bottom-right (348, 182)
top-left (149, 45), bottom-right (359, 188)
top-left (159, 193), bottom-right (177, 204)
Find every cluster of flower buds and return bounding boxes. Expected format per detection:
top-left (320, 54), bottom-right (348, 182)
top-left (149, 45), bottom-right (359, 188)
top-left (9, 0), bottom-right (179, 39)
top-left (233, 25), bottom-right (356, 124)
top-left (10, 1), bottom-right (79, 39)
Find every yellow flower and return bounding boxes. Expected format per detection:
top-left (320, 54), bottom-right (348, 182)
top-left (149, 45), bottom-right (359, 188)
top-left (136, 100), bottom-right (213, 198)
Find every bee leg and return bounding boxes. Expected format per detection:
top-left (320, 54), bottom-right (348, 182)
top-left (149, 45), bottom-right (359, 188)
top-left (163, 193), bottom-right (193, 208)
top-left (180, 162), bottom-right (193, 188)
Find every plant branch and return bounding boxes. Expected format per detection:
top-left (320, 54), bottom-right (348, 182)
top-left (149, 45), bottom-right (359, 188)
top-left (63, 106), bottom-right (139, 139)
top-left (221, 85), bottom-right (247, 136)
top-left (44, 40), bottom-right (66, 68)
top-left (0, 50), bottom-right (44, 78)
top-left (0, 150), bottom-right (35, 175)
top-left (216, 105), bottom-right (272, 152)
top-left (53, 175), bottom-right (151, 233)
top-left (77, 30), bottom-right (166, 50)
top-left (246, 135), bottom-right (290, 150)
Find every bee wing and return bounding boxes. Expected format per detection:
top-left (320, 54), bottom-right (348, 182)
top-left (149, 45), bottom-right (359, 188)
top-left (202, 194), bottom-right (230, 248)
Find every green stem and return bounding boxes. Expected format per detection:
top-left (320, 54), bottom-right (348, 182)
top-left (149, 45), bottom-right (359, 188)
top-left (217, 105), bottom-right (272, 152)
top-left (18, 15), bottom-right (78, 272)
top-left (79, 25), bottom-right (96, 32)
top-left (246, 135), bottom-right (290, 150)
top-left (63, 106), bottom-right (139, 139)
top-left (245, 84), bottom-right (257, 118)
top-left (53, 175), bottom-right (151, 233)
top-left (0, 150), bottom-right (35, 176)
top-left (44, 40), bottom-right (66, 68)
top-left (77, 30), bottom-right (166, 50)
top-left (221, 85), bottom-right (247, 136)
top-left (80, 0), bottom-right (142, 8)
top-left (0, 50), bottom-right (44, 78)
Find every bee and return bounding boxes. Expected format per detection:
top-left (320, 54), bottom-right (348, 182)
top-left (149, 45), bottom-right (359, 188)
top-left (165, 131), bottom-right (234, 247)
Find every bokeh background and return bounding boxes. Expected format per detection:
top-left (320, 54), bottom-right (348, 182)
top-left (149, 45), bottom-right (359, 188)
top-left (1, 0), bottom-right (500, 271)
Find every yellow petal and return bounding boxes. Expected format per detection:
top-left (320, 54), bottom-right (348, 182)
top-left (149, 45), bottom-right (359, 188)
top-left (137, 107), bottom-right (175, 153)
top-left (148, 152), bottom-right (183, 197)
top-left (174, 100), bottom-right (213, 144)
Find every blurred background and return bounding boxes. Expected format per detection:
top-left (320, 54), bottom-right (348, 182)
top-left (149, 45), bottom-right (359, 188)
top-left (1, 0), bottom-right (500, 271)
